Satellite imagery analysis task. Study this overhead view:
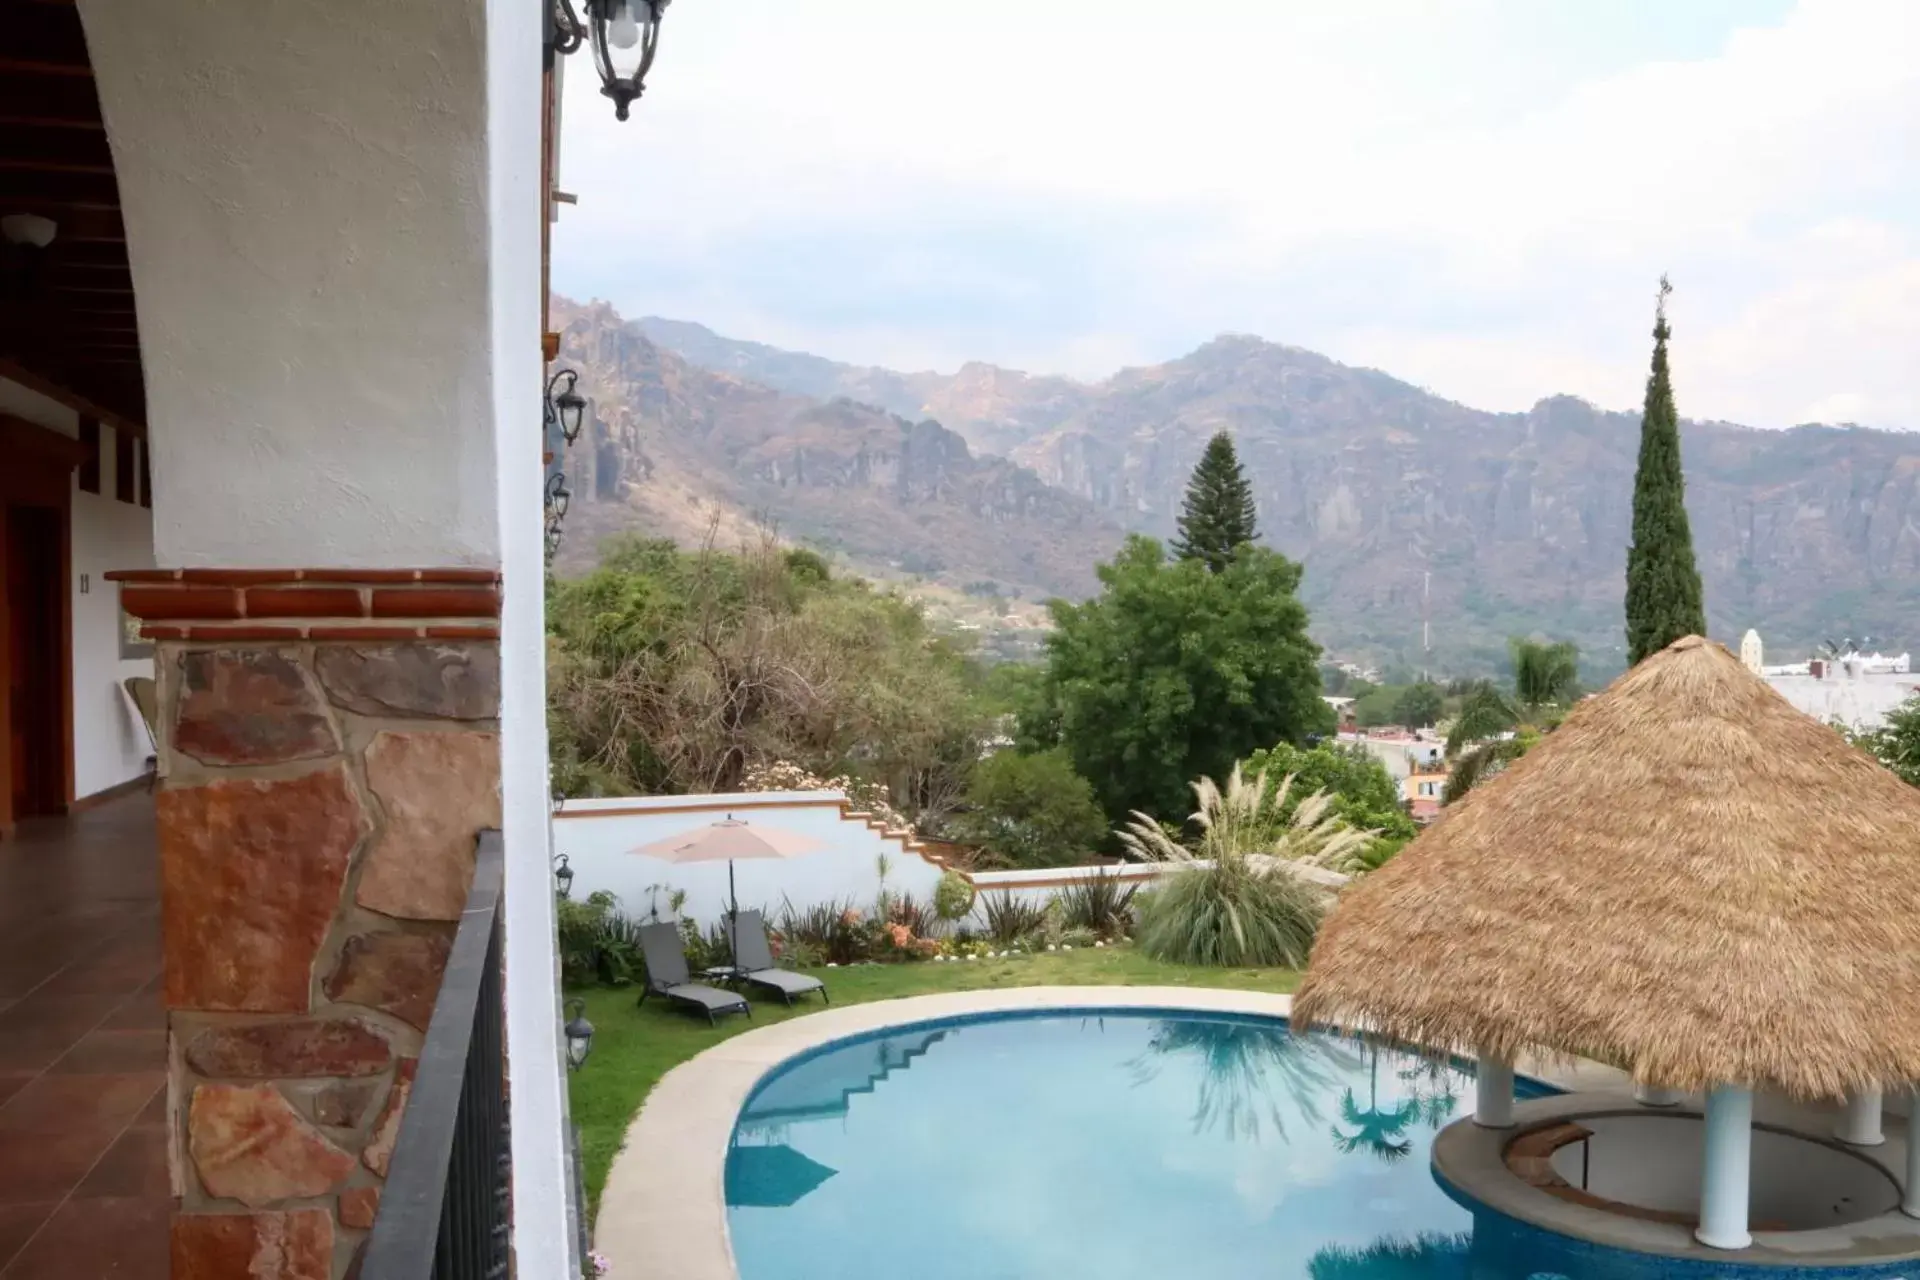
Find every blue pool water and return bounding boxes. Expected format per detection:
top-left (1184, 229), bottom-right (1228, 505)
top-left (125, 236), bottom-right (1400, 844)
top-left (727, 1009), bottom-right (1543, 1280)
top-left (727, 1009), bottom-right (1920, 1280)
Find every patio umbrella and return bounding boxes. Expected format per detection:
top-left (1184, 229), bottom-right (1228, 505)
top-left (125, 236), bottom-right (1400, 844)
top-left (725, 1142), bottom-right (839, 1208)
top-left (627, 816), bottom-right (824, 924)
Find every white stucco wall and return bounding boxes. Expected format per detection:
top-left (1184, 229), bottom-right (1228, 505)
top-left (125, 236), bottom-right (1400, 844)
top-left (73, 0), bottom-right (570, 1266)
top-left (0, 376), bottom-right (156, 799)
top-left (71, 485), bottom-right (155, 799)
top-left (78, 0), bottom-right (501, 568)
top-left (1766, 672), bottom-right (1920, 733)
top-left (479, 0), bottom-right (573, 1271)
top-left (556, 794), bottom-right (951, 927)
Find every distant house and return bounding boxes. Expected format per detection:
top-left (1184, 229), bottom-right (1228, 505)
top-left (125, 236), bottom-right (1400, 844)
top-left (1744, 628), bottom-right (1919, 732)
top-left (1337, 730), bottom-right (1444, 783)
top-left (1404, 763), bottom-right (1448, 823)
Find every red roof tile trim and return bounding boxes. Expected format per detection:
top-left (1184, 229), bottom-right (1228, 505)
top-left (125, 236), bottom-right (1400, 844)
top-left (113, 569), bottom-right (503, 629)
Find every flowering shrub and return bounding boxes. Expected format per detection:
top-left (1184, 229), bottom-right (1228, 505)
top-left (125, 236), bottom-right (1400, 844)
top-left (587, 1250), bottom-right (611, 1276)
top-left (740, 761), bottom-right (915, 834)
top-left (880, 921), bottom-right (941, 961)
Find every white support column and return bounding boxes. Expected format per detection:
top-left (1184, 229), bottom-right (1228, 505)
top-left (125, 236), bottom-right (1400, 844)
top-left (1905, 1092), bottom-right (1920, 1218)
top-left (486, 1), bottom-right (575, 1277)
top-left (1474, 1055), bottom-right (1515, 1129)
top-left (1634, 1081), bottom-right (1688, 1108)
top-left (1836, 1087), bottom-right (1885, 1146)
top-left (1696, 1085), bottom-right (1753, 1250)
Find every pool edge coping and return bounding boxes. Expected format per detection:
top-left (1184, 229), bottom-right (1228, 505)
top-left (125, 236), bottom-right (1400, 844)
top-left (594, 985), bottom-right (1616, 1279)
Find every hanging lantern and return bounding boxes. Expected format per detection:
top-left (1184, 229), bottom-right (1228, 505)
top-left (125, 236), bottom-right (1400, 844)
top-left (564, 997), bottom-right (596, 1070)
top-left (588, 0), bottom-right (669, 122)
top-left (546, 368), bottom-right (586, 446)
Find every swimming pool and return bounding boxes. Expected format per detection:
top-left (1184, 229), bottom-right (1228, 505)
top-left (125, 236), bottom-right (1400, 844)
top-left (726, 1008), bottom-right (1552, 1280)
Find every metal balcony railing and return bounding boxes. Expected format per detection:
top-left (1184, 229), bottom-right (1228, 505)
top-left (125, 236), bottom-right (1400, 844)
top-left (362, 831), bottom-right (510, 1280)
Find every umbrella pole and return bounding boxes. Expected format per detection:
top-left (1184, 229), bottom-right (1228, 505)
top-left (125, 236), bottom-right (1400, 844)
top-left (728, 860), bottom-right (739, 967)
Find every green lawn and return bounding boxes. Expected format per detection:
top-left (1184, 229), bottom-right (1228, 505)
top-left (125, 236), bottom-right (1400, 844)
top-left (566, 946), bottom-right (1301, 1217)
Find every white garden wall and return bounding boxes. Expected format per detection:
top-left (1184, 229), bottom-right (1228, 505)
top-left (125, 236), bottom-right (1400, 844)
top-left (555, 792), bottom-right (950, 927)
top-left (966, 860), bottom-right (1348, 931)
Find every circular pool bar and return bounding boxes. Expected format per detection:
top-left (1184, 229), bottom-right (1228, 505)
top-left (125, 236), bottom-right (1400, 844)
top-left (598, 994), bottom-right (1920, 1280)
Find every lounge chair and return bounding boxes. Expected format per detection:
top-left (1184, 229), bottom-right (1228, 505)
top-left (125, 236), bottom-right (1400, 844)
top-left (729, 910), bottom-right (828, 1007)
top-left (637, 923), bottom-right (750, 1026)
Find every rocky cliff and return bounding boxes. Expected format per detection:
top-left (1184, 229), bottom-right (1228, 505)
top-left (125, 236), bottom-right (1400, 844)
top-left (551, 299), bottom-right (1119, 598)
top-left (633, 316), bottom-right (1920, 673)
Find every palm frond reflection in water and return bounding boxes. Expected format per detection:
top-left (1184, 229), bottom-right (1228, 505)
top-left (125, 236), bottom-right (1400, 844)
top-left (1128, 1018), bottom-right (1359, 1143)
top-left (1331, 1046), bottom-right (1422, 1163)
top-left (1397, 1055), bottom-right (1463, 1129)
top-left (1306, 1232), bottom-right (1472, 1280)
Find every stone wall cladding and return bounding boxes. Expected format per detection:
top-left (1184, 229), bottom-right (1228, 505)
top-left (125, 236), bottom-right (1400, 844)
top-left (119, 575), bottom-right (503, 1280)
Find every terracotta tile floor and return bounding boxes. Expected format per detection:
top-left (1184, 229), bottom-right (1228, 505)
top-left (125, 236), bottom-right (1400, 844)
top-left (0, 794), bottom-right (165, 1280)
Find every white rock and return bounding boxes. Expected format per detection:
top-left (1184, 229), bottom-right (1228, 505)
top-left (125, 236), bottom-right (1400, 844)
top-left (1047, 945), bottom-right (1057, 953)
top-left (826, 962), bottom-right (839, 968)
top-left (968, 954), bottom-right (979, 962)
top-left (1094, 941), bottom-right (1105, 948)
top-left (1063, 945), bottom-right (1074, 951)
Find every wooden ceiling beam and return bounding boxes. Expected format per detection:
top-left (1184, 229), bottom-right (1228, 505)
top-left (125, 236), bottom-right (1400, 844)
top-left (43, 240), bottom-right (125, 266)
top-left (0, 355), bottom-right (145, 439)
top-left (46, 264), bottom-right (131, 288)
top-left (0, 124), bottom-right (115, 173)
top-left (0, 169), bottom-right (119, 207)
top-left (0, 203), bottom-right (121, 240)
top-left (0, 5), bottom-right (93, 77)
top-left (0, 75), bottom-right (101, 129)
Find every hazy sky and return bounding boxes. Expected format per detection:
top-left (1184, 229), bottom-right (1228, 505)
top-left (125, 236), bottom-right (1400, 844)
top-left (551, 1), bottom-right (1919, 430)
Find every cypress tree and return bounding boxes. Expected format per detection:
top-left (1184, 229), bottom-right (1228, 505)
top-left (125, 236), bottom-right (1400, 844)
top-left (1624, 276), bottom-right (1707, 664)
top-left (1173, 431), bottom-right (1260, 573)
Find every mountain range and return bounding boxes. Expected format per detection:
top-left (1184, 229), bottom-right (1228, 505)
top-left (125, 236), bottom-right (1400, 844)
top-left (550, 297), bottom-right (1920, 675)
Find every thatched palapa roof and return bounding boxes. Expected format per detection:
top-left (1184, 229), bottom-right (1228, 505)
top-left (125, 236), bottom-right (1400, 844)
top-left (1292, 636), bottom-right (1920, 1100)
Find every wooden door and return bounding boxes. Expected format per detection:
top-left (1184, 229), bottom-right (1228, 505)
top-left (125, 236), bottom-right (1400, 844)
top-left (4, 504), bottom-right (63, 819)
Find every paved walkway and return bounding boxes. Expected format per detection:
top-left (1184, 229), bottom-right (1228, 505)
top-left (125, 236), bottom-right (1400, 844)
top-left (0, 793), bottom-right (165, 1280)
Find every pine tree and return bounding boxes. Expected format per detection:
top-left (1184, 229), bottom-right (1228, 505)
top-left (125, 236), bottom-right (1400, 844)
top-left (1173, 431), bottom-right (1260, 573)
top-left (1624, 276), bottom-right (1708, 664)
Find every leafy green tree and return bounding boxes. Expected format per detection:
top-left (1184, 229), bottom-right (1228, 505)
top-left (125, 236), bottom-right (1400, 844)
top-left (1393, 681), bottom-right (1444, 728)
top-left (1624, 276), bottom-right (1707, 664)
top-left (1239, 742), bottom-right (1417, 852)
top-left (1847, 694), bottom-right (1920, 787)
top-left (1172, 431), bottom-right (1260, 573)
top-left (547, 533), bottom-right (988, 817)
top-left (946, 748), bottom-right (1107, 869)
top-left (1352, 683), bottom-right (1411, 728)
top-left (1028, 535), bottom-right (1334, 822)
top-left (1513, 638), bottom-right (1580, 710)
top-left (1442, 638), bottom-right (1581, 804)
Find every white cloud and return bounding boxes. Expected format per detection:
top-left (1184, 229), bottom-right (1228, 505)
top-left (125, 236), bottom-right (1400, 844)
top-left (554, 0), bottom-right (1920, 429)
